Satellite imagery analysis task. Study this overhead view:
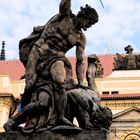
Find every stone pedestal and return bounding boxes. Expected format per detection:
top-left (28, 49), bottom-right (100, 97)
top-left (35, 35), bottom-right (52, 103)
top-left (0, 130), bottom-right (108, 140)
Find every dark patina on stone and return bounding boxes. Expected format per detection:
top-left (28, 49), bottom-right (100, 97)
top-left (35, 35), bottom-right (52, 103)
top-left (0, 130), bottom-right (108, 140)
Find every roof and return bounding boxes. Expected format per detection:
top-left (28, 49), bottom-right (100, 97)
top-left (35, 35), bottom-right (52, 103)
top-left (1, 92), bottom-right (140, 101)
top-left (0, 60), bottom-right (25, 80)
top-left (0, 54), bottom-right (114, 81)
top-left (97, 54), bottom-right (115, 77)
top-left (0, 92), bottom-right (12, 95)
top-left (101, 93), bottom-right (140, 100)
top-left (0, 92), bottom-right (15, 99)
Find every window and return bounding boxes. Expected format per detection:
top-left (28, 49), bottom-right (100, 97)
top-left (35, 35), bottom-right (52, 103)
top-left (102, 91), bottom-right (109, 94)
top-left (111, 91), bottom-right (119, 94)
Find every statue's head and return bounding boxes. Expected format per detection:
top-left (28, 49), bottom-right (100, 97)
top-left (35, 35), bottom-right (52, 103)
top-left (90, 107), bottom-right (112, 130)
top-left (124, 45), bottom-right (133, 54)
top-left (77, 4), bottom-right (99, 31)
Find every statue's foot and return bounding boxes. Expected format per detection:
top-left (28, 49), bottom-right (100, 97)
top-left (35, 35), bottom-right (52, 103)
top-left (3, 118), bottom-right (17, 131)
top-left (58, 117), bottom-right (74, 126)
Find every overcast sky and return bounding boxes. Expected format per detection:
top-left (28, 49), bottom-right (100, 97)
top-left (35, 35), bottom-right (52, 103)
top-left (1, 0), bottom-right (140, 60)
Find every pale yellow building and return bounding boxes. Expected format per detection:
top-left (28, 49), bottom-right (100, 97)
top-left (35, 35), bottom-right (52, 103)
top-left (96, 70), bottom-right (140, 139)
top-left (0, 93), bottom-right (16, 132)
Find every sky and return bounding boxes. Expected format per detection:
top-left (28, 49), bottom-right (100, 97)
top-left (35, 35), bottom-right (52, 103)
top-left (1, 0), bottom-right (140, 60)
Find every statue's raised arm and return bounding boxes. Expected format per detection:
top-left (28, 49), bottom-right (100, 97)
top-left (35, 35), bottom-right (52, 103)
top-left (59, 0), bottom-right (71, 16)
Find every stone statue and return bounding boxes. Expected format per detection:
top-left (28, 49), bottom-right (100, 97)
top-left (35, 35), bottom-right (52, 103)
top-left (113, 45), bottom-right (140, 70)
top-left (136, 54), bottom-right (140, 69)
top-left (21, 0), bottom-right (99, 127)
top-left (113, 53), bottom-right (125, 70)
top-left (86, 54), bottom-right (99, 93)
top-left (95, 59), bottom-right (104, 78)
top-left (3, 0), bottom-right (112, 134)
top-left (124, 45), bottom-right (137, 69)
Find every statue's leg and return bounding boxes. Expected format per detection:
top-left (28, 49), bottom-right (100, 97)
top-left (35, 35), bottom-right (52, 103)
top-left (3, 91), bottom-right (50, 131)
top-left (68, 91), bottom-right (93, 130)
top-left (50, 60), bottom-right (73, 126)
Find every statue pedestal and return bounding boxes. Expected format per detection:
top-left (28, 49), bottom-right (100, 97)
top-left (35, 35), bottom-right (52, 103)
top-left (0, 130), bottom-right (108, 140)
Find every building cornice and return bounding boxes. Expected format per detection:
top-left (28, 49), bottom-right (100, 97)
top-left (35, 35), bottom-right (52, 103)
top-left (101, 93), bottom-right (140, 100)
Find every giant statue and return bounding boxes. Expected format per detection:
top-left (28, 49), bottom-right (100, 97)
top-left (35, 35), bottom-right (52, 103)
top-left (124, 45), bottom-right (137, 69)
top-left (114, 45), bottom-right (140, 70)
top-left (3, 0), bottom-right (112, 134)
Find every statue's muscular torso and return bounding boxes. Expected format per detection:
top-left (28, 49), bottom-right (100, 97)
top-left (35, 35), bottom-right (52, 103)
top-left (35, 14), bottom-right (85, 55)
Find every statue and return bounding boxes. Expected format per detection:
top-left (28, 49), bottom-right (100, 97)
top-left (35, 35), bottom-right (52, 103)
top-left (3, 0), bottom-right (112, 134)
top-left (136, 54), bottom-right (140, 69)
top-left (124, 45), bottom-right (137, 69)
top-left (95, 59), bottom-right (104, 78)
top-left (113, 53), bottom-right (125, 70)
top-left (86, 54), bottom-right (99, 93)
top-left (113, 45), bottom-right (140, 70)
top-left (21, 0), bottom-right (99, 127)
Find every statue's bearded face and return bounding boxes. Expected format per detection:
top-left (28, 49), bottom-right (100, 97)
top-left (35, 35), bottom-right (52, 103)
top-left (82, 19), bottom-right (92, 31)
top-left (77, 17), bottom-right (94, 31)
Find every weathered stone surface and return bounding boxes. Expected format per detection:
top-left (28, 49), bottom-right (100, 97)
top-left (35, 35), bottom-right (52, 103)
top-left (0, 130), bottom-right (108, 140)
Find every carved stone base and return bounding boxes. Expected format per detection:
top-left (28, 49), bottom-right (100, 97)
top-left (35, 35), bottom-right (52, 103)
top-left (0, 130), bottom-right (108, 140)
